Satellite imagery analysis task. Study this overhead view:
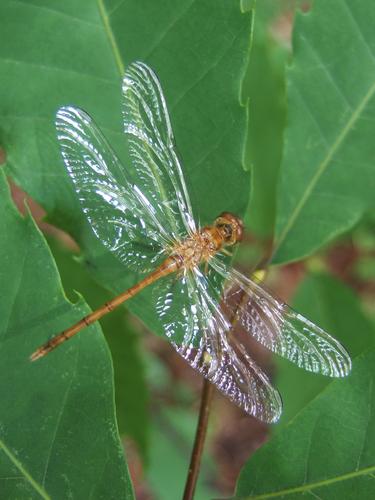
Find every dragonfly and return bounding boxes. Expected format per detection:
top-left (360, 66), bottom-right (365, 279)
top-left (30, 62), bottom-right (351, 423)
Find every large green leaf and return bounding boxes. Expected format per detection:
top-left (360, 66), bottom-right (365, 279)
top-left (273, 0), bottom-right (375, 264)
top-left (235, 348), bottom-right (375, 498)
top-left (0, 0), bottom-right (251, 236)
top-left (0, 0), bottom-right (120, 224)
top-left (276, 272), bottom-right (375, 425)
top-left (0, 173), bottom-right (133, 499)
top-left (0, 0), bottom-right (252, 336)
top-left (0, 1), bottom-right (253, 493)
top-left (48, 238), bottom-right (149, 459)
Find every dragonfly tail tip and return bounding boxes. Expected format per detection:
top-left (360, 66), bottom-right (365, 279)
top-left (30, 349), bottom-right (44, 362)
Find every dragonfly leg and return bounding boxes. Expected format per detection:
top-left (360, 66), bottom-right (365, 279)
top-left (220, 248), bottom-right (233, 257)
top-left (204, 261), bottom-right (209, 275)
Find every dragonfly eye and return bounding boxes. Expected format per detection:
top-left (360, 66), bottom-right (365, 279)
top-left (217, 223), bottom-right (233, 241)
top-left (215, 212), bottom-right (244, 245)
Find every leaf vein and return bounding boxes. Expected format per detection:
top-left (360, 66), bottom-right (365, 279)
top-left (0, 439), bottom-right (50, 499)
top-left (2, 233), bottom-right (28, 337)
top-left (97, 0), bottom-right (125, 76)
top-left (192, 121), bottom-right (233, 170)
top-left (274, 77), bottom-right (375, 254)
top-left (249, 464), bottom-right (375, 499)
top-left (172, 31), bottom-right (240, 110)
top-left (41, 343), bottom-right (80, 487)
top-left (356, 377), bottom-right (373, 470)
top-left (0, 57), bottom-right (115, 85)
top-left (300, 33), bottom-right (353, 111)
top-left (342, 1), bottom-right (375, 64)
top-left (10, 0), bottom-right (99, 28)
top-left (107, 0), bottom-right (125, 17)
top-left (293, 81), bottom-right (329, 147)
top-left (142, 0), bottom-right (197, 62)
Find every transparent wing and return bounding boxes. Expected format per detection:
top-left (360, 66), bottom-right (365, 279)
top-left (56, 106), bottom-right (170, 273)
top-left (210, 257), bottom-right (352, 378)
top-left (122, 61), bottom-right (196, 240)
top-left (153, 267), bottom-right (282, 423)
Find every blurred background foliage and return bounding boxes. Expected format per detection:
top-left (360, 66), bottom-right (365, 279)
top-left (1, 0), bottom-right (375, 498)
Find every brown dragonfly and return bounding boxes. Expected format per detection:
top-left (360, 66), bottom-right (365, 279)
top-left (30, 62), bottom-right (351, 423)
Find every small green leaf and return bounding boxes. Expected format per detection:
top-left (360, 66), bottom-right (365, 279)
top-left (0, 173), bottom-right (133, 499)
top-left (244, 3), bottom-right (287, 237)
top-left (276, 272), bottom-right (375, 425)
top-left (235, 348), bottom-right (375, 499)
top-left (147, 407), bottom-right (218, 500)
top-left (273, 0), bottom-right (375, 264)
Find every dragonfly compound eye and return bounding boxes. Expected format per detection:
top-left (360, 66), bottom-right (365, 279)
top-left (215, 212), bottom-right (244, 244)
top-left (216, 223), bottom-right (233, 242)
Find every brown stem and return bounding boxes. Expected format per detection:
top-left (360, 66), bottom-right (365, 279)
top-left (182, 378), bottom-right (213, 500)
top-left (182, 250), bottom-right (271, 499)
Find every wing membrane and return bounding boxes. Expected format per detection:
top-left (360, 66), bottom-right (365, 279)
top-left (122, 62), bottom-right (196, 239)
top-left (56, 61), bottom-right (196, 272)
top-left (210, 257), bottom-right (352, 378)
top-left (152, 267), bottom-right (282, 423)
top-left (56, 106), bottom-right (168, 273)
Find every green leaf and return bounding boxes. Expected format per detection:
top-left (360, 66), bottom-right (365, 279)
top-left (0, 0), bottom-right (251, 230)
top-left (114, 0), bottom-right (252, 220)
top-left (105, 314), bottom-right (149, 458)
top-left (47, 238), bottom-right (150, 460)
top-left (235, 348), bottom-right (375, 499)
top-left (276, 272), bottom-right (375, 425)
top-left (0, 173), bottom-right (133, 499)
top-left (0, 0), bottom-right (120, 224)
top-left (0, 0), bottom-right (253, 337)
top-left (273, 0), bottom-right (375, 264)
top-left (243, 2), bottom-right (287, 237)
top-left (147, 407), bottom-right (218, 500)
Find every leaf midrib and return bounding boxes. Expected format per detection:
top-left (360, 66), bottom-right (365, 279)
top-left (0, 439), bottom-right (51, 499)
top-left (97, 0), bottom-right (125, 76)
top-left (247, 464), bottom-right (375, 499)
top-left (41, 345), bottom-right (80, 487)
top-left (274, 67), bottom-right (375, 256)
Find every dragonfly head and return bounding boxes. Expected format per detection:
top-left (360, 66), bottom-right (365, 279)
top-left (214, 212), bottom-right (244, 246)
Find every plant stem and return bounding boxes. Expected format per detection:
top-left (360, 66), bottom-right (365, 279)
top-left (182, 260), bottom-right (269, 499)
top-left (182, 379), bottom-right (213, 500)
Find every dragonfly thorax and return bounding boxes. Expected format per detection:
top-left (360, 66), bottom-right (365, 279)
top-left (171, 231), bottom-right (217, 270)
top-left (171, 213), bottom-right (243, 270)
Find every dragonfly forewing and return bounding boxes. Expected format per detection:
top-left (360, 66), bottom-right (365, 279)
top-left (56, 106), bottom-right (170, 274)
top-left (122, 62), bottom-right (196, 240)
